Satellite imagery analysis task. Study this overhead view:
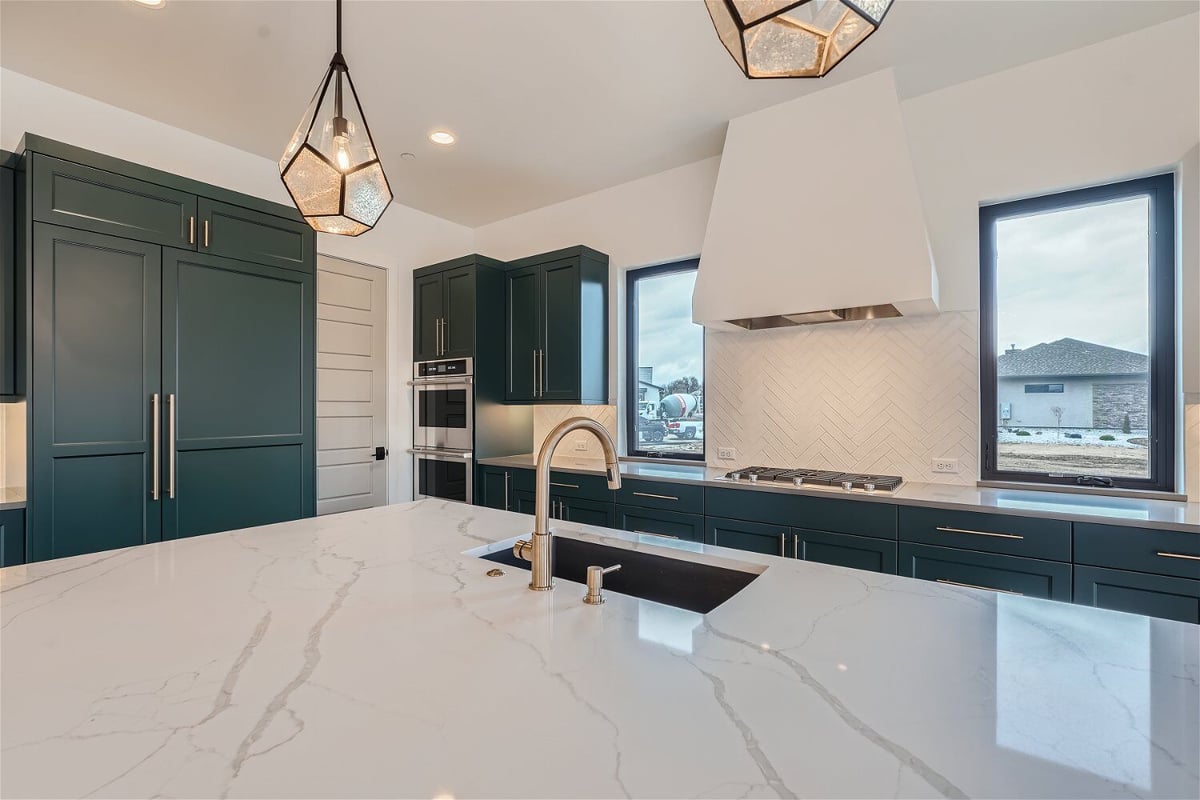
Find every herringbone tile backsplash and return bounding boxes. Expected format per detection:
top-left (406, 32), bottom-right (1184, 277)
top-left (705, 312), bottom-right (980, 485)
top-left (1186, 403), bottom-right (1199, 500)
top-left (533, 405), bottom-right (619, 465)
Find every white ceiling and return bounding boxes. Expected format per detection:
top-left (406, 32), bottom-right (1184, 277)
top-left (1, 0), bottom-right (1194, 226)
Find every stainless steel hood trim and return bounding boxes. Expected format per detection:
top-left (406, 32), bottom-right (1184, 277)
top-left (725, 303), bottom-right (902, 331)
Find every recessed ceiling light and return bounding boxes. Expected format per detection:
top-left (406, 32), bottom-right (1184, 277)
top-left (130, 0), bottom-right (166, 7)
top-left (400, 152), bottom-right (416, 160)
top-left (429, 131), bottom-right (456, 146)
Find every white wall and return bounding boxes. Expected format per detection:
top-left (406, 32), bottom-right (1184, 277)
top-left (0, 68), bottom-right (475, 503)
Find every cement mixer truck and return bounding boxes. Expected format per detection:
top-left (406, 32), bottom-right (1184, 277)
top-left (659, 393), bottom-right (699, 440)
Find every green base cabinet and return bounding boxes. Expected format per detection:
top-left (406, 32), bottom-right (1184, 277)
top-left (555, 496), bottom-right (616, 527)
top-left (1073, 565), bottom-right (1200, 624)
top-left (617, 505), bottom-right (704, 543)
top-left (706, 516), bottom-right (789, 557)
top-left (478, 465), bottom-right (516, 512)
top-left (1, 508), bottom-right (25, 567)
top-left (899, 542), bottom-right (1072, 601)
top-left (794, 528), bottom-right (897, 574)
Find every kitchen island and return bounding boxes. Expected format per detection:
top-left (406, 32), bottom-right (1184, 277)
top-left (1, 501), bottom-right (1196, 799)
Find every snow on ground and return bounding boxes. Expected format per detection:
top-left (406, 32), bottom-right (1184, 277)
top-left (998, 429), bottom-right (1148, 448)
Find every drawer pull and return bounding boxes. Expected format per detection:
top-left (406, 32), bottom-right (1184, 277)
top-left (632, 530), bottom-right (680, 540)
top-left (633, 491), bottom-right (678, 501)
top-left (550, 482), bottom-right (579, 489)
top-left (936, 578), bottom-right (1023, 596)
top-left (1156, 551), bottom-right (1200, 562)
top-left (935, 525), bottom-right (1024, 541)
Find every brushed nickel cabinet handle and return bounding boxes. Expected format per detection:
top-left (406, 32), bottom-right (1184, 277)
top-left (504, 471), bottom-right (511, 511)
top-left (167, 394), bottom-right (176, 499)
top-left (187, 216), bottom-right (195, 245)
top-left (150, 394), bottom-right (160, 500)
top-left (779, 533), bottom-right (785, 557)
top-left (550, 482), bottom-right (579, 489)
top-left (531, 350), bottom-right (537, 397)
top-left (1156, 551), bottom-right (1200, 561)
top-left (444, 318), bottom-right (450, 352)
top-left (936, 578), bottom-right (1023, 596)
top-left (936, 525), bottom-right (1024, 541)
top-left (633, 530), bottom-right (680, 539)
top-left (633, 491), bottom-right (678, 501)
top-left (540, 349), bottom-right (547, 396)
top-left (794, 533), bottom-right (799, 559)
top-left (202, 219), bottom-right (210, 247)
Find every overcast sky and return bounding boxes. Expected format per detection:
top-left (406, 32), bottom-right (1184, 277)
top-left (635, 269), bottom-right (703, 386)
top-left (995, 196), bottom-right (1150, 354)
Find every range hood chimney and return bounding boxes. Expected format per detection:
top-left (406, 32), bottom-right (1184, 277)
top-left (693, 69), bottom-right (939, 330)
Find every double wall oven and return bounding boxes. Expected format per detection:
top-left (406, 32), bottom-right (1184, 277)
top-left (410, 358), bottom-right (474, 503)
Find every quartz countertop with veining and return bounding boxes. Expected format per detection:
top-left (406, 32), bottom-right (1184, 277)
top-left (0, 485), bottom-right (26, 511)
top-left (479, 454), bottom-right (1200, 533)
top-left (1, 500), bottom-right (1196, 799)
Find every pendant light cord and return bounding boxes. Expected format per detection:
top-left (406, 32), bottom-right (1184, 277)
top-left (335, 0), bottom-right (342, 56)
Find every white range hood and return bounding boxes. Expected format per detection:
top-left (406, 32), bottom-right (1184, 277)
top-left (693, 69), bottom-right (940, 330)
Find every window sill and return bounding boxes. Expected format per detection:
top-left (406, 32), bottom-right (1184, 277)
top-left (622, 455), bottom-right (707, 467)
top-left (977, 480), bottom-right (1187, 503)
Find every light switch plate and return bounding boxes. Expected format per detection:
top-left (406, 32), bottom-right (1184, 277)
top-left (717, 447), bottom-right (737, 461)
top-left (932, 458), bottom-right (959, 474)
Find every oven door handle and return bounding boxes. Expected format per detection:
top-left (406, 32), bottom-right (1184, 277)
top-left (408, 376), bottom-right (473, 387)
top-left (407, 448), bottom-right (473, 459)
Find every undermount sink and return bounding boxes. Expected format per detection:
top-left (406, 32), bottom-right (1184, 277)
top-left (478, 536), bottom-right (761, 614)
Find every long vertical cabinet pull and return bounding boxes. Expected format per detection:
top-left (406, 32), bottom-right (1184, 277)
top-left (443, 318), bottom-right (449, 353)
top-left (150, 394), bottom-right (161, 500)
top-left (793, 534), bottom-right (799, 560)
top-left (188, 216), bottom-right (195, 245)
top-left (504, 471), bottom-right (511, 511)
top-left (202, 220), bottom-right (210, 247)
top-left (779, 533), bottom-right (785, 557)
top-left (167, 394), bottom-right (177, 498)
top-left (532, 351), bottom-right (539, 397)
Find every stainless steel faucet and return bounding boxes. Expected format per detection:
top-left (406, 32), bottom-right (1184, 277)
top-left (512, 417), bottom-right (622, 591)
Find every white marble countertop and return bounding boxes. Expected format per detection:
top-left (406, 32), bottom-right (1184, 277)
top-left (479, 454), bottom-right (1200, 533)
top-left (0, 485), bottom-right (26, 511)
top-left (1, 501), bottom-right (1196, 799)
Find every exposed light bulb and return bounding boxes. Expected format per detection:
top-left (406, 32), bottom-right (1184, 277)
top-left (335, 135), bottom-right (351, 172)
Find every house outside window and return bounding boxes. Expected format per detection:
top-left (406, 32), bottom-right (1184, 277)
top-left (626, 261), bottom-right (704, 460)
top-left (980, 174), bottom-right (1175, 491)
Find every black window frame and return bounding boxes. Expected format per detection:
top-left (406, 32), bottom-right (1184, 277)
top-left (625, 259), bottom-right (704, 461)
top-left (980, 173), bottom-right (1176, 492)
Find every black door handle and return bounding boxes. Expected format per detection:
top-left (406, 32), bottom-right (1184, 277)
top-left (374, 446), bottom-right (387, 461)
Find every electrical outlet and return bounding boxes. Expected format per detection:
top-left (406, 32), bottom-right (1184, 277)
top-left (574, 440), bottom-right (589, 452)
top-left (932, 458), bottom-right (960, 474)
top-left (717, 447), bottom-right (737, 461)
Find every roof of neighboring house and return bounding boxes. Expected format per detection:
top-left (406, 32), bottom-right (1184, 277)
top-left (998, 338), bottom-right (1149, 378)
top-left (638, 380), bottom-right (664, 391)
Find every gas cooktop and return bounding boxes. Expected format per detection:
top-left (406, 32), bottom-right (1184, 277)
top-left (722, 466), bottom-right (903, 493)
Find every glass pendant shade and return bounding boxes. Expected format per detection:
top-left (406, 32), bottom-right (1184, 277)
top-left (280, 4), bottom-right (391, 236)
top-left (705, 0), bottom-right (893, 78)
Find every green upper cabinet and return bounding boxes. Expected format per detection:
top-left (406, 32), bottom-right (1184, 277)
top-left (413, 261), bottom-right (480, 360)
top-left (197, 198), bottom-right (313, 273)
top-left (504, 246), bottom-right (608, 404)
top-left (1, 153), bottom-right (16, 397)
top-left (31, 154), bottom-right (197, 249)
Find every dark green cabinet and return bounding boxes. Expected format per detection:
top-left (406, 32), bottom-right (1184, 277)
top-left (22, 139), bottom-right (317, 563)
top-left (1, 153), bottom-right (16, 397)
top-left (31, 154), bottom-right (196, 249)
top-left (161, 250), bottom-right (314, 538)
top-left (30, 225), bottom-right (163, 560)
top-left (617, 478), bottom-right (704, 514)
top-left (898, 506), bottom-right (1071, 562)
top-left (197, 198), bottom-right (312, 273)
top-left (478, 465), bottom-right (516, 511)
top-left (514, 489), bottom-right (537, 515)
top-left (554, 495), bottom-right (616, 527)
top-left (706, 516), bottom-right (789, 557)
top-left (899, 542), bottom-right (1072, 601)
top-left (504, 247), bottom-right (608, 404)
top-left (793, 529), bottom-right (897, 574)
top-left (617, 505), bottom-right (704, 543)
top-left (1, 508), bottom-right (25, 567)
top-left (1073, 565), bottom-right (1200, 624)
top-left (413, 266), bottom-right (474, 360)
top-left (1074, 522), bottom-right (1200, 581)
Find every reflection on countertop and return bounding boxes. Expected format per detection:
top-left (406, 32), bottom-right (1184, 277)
top-left (477, 454), bottom-right (1200, 533)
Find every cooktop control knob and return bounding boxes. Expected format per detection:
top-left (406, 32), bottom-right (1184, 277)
top-left (792, 477), bottom-right (804, 487)
top-left (748, 473), bottom-right (759, 482)
top-left (864, 482), bottom-right (876, 493)
top-left (841, 480), bottom-right (853, 491)
top-left (729, 472), bottom-right (742, 481)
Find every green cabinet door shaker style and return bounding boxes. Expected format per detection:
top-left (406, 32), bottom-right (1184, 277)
top-left (504, 247), bottom-right (608, 404)
top-left (414, 264), bottom-right (476, 360)
top-left (23, 137), bottom-right (316, 563)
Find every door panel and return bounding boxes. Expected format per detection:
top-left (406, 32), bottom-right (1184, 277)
top-left (1, 162), bottom-right (15, 396)
top-left (317, 256), bottom-right (387, 514)
top-left (899, 543), bottom-right (1072, 601)
top-left (442, 266), bottom-right (475, 357)
top-left (31, 154), bottom-right (195, 249)
top-left (414, 273), bottom-right (443, 360)
top-left (162, 250), bottom-right (314, 538)
top-left (30, 225), bottom-right (162, 561)
top-left (478, 466), bottom-right (512, 511)
top-left (705, 516), bottom-right (788, 557)
top-left (1074, 565), bottom-right (1200, 624)
top-left (0, 509), bottom-right (23, 567)
top-left (514, 489), bottom-right (536, 515)
top-left (198, 197), bottom-right (312, 273)
top-left (793, 528), bottom-right (897, 574)
top-left (540, 260), bottom-right (579, 401)
top-left (173, 445), bottom-right (304, 537)
top-left (617, 505), bottom-right (704, 542)
top-left (506, 267), bottom-right (540, 401)
top-left (555, 496), bottom-right (615, 528)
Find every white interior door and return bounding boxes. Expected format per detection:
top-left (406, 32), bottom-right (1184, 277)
top-left (316, 255), bottom-right (388, 514)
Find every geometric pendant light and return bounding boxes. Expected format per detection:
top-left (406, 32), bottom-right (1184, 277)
top-left (279, 0), bottom-right (392, 236)
top-left (705, 0), bottom-right (893, 79)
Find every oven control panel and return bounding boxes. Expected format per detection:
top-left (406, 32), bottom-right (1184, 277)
top-left (415, 358), bottom-right (472, 378)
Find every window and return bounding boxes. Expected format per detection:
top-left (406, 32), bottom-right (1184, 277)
top-left (626, 260), bottom-right (704, 460)
top-left (980, 174), bottom-right (1175, 491)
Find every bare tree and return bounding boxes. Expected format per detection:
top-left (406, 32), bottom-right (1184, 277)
top-left (1050, 406), bottom-right (1064, 439)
